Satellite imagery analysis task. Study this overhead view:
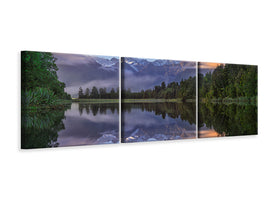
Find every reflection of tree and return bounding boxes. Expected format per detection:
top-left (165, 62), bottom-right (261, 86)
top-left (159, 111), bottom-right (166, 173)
top-left (122, 103), bottom-right (196, 124)
top-left (78, 103), bottom-right (119, 116)
top-left (21, 104), bottom-right (71, 149)
top-left (198, 103), bottom-right (257, 136)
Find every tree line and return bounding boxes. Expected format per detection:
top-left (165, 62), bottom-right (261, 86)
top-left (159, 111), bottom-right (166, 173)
top-left (199, 64), bottom-right (257, 100)
top-left (78, 87), bottom-right (119, 99)
top-left (122, 76), bottom-right (196, 100)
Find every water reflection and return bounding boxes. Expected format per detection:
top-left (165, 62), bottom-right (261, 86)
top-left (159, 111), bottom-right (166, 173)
top-left (21, 103), bottom-right (119, 149)
top-left (122, 102), bottom-right (196, 143)
top-left (198, 103), bottom-right (257, 138)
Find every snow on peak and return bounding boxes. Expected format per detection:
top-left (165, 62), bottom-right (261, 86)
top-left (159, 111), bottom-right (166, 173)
top-left (95, 57), bottom-right (118, 71)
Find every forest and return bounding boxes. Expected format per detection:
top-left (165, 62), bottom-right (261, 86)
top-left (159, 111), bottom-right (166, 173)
top-left (199, 64), bottom-right (257, 102)
top-left (78, 87), bottom-right (119, 99)
top-left (122, 76), bottom-right (196, 100)
top-left (21, 51), bottom-right (71, 108)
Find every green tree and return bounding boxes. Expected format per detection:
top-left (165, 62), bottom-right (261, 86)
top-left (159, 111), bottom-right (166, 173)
top-left (91, 86), bottom-right (99, 98)
top-left (78, 87), bottom-right (84, 98)
top-left (21, 51), bottom-right (71, 106)
top-left (85, 88), bottom-right (90, 98)
top-left (110, 88), bottom-right (116, 99)
top-left (99, 88), bottom-right (107, 98)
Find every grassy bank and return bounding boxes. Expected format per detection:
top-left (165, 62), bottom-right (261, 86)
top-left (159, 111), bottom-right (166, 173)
top-left (22, 98), bottom-right (119, 111)
top-left (22, 99), bottom-right (72, 111)
top-left (122, 98), bottom-right (195, 103)
top-left (71, 98), bottom-right (119, 103)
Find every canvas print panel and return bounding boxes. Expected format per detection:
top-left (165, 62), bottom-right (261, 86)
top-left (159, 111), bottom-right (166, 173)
top-left (121, 57), bottom-right (197, 143)
top-left (21, 51), bottom-right (119, 149)
top-left (198, 62), bottom-right (258, 138)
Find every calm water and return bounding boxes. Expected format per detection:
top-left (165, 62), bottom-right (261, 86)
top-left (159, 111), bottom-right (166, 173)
top-left (198, 103), bottom-right (257, 138)
top-left (21, 103), bottom-right (119, 149)
top-left (121, 102), bottom-right (196, 143)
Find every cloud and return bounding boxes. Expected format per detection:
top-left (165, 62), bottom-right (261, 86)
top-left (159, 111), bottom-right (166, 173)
top-left (65, 78), bottom-right (119, 96)
top-left (53, 53), bottom-right (118, 66)
top-left (123, 74), bottom-right (159, 92)
top-left (53, 53), bottom-right (94, 65)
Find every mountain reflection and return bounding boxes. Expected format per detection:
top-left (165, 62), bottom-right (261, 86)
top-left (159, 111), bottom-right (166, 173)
top-left (21, 103), bottom-right (119, 149)
top-left (122, 102), bottom-right (196, 143)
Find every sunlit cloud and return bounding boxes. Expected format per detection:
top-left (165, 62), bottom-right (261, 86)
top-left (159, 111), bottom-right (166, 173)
top-left (198, 62), bottom-right (224, 69)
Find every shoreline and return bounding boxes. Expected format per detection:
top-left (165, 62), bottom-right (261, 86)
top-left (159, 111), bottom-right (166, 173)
top-left (199, 97), bottom-right (257, 105)
top-left (22, 98), bottom-right (197, 110)
top-left (122, 99), bottom-right (195, 103)
top-left (71, 99), bottom-right (119, 103)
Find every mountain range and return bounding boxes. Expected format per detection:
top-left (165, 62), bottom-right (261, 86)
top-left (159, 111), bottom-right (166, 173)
top-left (122, 57), bottom-right (196, 92)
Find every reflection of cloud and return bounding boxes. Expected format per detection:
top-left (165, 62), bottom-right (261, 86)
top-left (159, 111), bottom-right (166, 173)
top-left (56, 136), bottom-right (97, 147)
top-left (198, 129), bottom-right (224, 138)
top-left (57, 133), bottom-right (118, 147)
top-left (123, 110), bottom-right (159, 132)
top-left (65, 78), bottom-right (119, 96)
top-left (198, 62), bottom-right (224, 69)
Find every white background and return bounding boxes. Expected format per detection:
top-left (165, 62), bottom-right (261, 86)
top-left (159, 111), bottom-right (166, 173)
top-left (0, 0), bottom-right (266, 200)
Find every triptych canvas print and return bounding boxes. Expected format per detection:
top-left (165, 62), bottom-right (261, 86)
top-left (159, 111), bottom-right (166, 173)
top-left (21, 51), bottom-right (258, 149)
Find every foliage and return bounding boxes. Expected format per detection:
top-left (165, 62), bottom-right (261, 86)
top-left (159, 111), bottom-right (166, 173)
top-left (78, 103), bottom-right (119, 116)
top-left (22, 87), bottom-right (58, 106)
top-left (78, 87), bottom-right (119, 99)
top-left (21, 51), bottom-right (71, 107)
top-left (199, 64), bottom-right (257, 100)
top-left (198, 103), bottom-right (257, 136)
top-left (122, 77), bottom-right (196, 100)
top-left (21, 104), bottom-right (71, 149)
top-left (122, 102), bottom-right (196, 124)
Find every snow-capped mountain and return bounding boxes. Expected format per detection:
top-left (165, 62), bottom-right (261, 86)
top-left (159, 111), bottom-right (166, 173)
top-left (123, 57), bottom-right (195, 73)
top-left (95, 57), bottom-right (119, 71)
top-left (124, 57), bottom-right (150, 72)
top-left (122, 57), bottom-right (196, 91)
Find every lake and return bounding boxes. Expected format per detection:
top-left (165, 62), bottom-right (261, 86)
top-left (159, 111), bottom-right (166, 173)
top-left (121, 102), bottom-right (196, 143)
top-left (198, 103), bottom-right (258, 138)
top-left (21, 103), bottom-right (119, 149)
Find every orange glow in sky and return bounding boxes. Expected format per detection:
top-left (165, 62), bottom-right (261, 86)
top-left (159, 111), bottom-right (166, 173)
top-left (198, 62), bottom-right (224, 69)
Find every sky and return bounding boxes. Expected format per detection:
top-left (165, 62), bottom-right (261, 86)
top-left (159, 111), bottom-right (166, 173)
top-left (53, 53), bottom-right (119, 97)
top-left (198, 62), bottom-right (224, 69)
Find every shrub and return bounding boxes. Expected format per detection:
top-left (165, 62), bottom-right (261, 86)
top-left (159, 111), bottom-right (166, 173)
top-left (22, 88), bottom-right (57, 106)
